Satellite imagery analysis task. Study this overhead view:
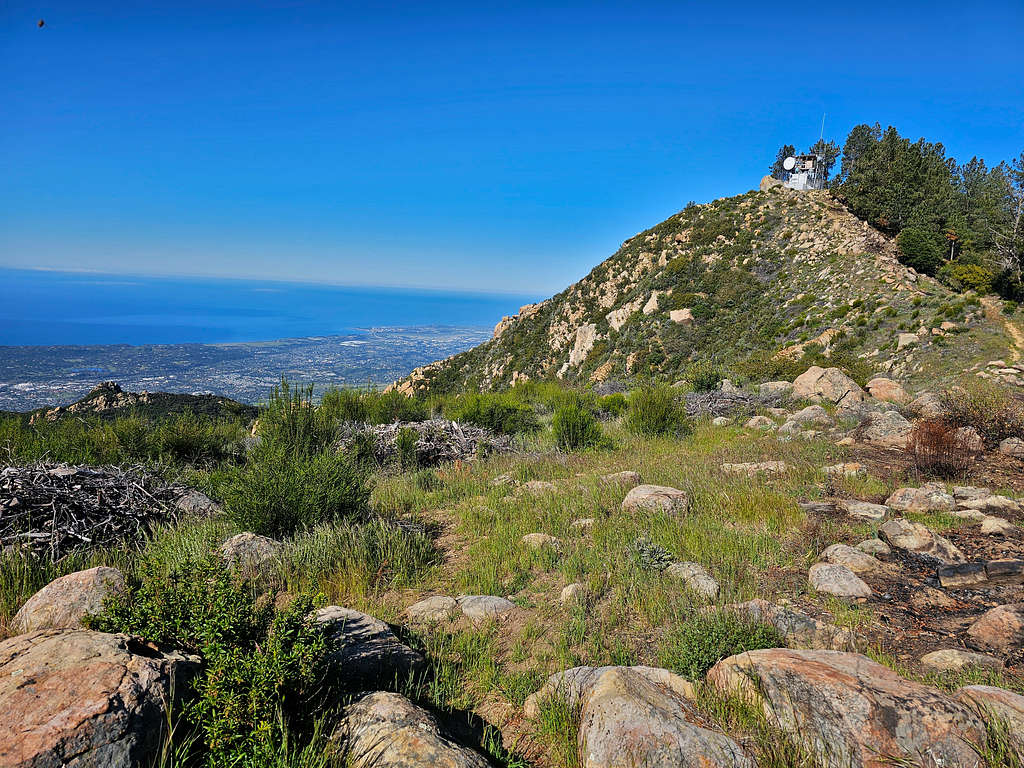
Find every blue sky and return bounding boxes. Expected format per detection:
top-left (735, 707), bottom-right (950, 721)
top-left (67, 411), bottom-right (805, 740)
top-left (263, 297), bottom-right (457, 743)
top-left (2, 1), bottom-right (1022, 294)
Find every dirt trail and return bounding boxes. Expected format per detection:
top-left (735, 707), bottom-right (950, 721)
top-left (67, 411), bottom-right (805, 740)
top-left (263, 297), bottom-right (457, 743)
top-left (982, 296), bottom-right (1024, 363)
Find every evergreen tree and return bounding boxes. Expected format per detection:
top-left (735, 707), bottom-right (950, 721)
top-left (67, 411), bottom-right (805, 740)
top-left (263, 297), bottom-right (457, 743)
top-left (808, 138), bottom-right (840, 181)
top-left (770, 144), bottom-right (795, 180)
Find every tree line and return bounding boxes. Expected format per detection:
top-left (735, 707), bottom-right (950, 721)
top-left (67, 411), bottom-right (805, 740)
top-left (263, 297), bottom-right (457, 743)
top-left (771, 125), bottom-right (1024, 300)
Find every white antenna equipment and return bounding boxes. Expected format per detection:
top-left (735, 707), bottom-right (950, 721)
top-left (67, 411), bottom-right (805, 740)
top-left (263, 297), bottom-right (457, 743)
top-left (782, 156), bottom-right (796, 172)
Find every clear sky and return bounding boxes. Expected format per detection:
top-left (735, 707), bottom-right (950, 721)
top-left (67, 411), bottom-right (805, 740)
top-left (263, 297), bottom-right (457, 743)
top-left (2, 1), bottom-right (1022, 295)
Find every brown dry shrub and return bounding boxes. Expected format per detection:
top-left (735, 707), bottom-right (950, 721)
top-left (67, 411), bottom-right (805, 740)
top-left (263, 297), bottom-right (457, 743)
top-left (908, 418), bottom-right (973, 477)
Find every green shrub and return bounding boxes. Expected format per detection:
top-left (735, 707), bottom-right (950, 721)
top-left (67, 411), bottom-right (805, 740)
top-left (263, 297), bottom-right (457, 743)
top-left (897, 227), bottom-right (944, 275)
top-left (937, 262), bottom-right (996, 294)
top-left (552, 403), bottom-right (604, 451)
top-left (941, 380), bottom-right (1024, 444)
top-left (319, 387), bottom-right (369, 423)
top-left (151, 412), bottom-right (240, 464)
top-left (625, 385), bottom-right (691, 437)
top-left (657, 610), bottom-right (783, 681)
top-left (395, 426), bottom-right (419, 470)
top-left (217, 445), bottom-right (369, 537)
top-left (366, 390), bottom-right (429, 424)
top-left (443, 392), bottom-right (539, 434)
top-left (259, 380), bottom-right (335, 458)
top-left (685, 361), bottom-right (723, 392)
top-left (597, 392), bottom-right (628, 417)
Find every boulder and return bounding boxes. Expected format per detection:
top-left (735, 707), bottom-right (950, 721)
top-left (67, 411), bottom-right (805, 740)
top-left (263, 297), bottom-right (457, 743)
top-left (407, 595), bottom-right (459, 623)
top-left (789, 404), bottom-right (833, 426)
top-left (707, 649), bottom-right (985, 768)
top-left (857, 410), bottom-right (914, 446)
top-left (664, 562), bottom-right (720, 600)
top-left (980, 516), bottom-right (1017, 535)
top-left (12, 566), bottom-right (124, 633)
top-left (526, 666), bottom-right (752, 768)
top-left (759, 174), bottom-right (784, 191)
top-left (717, 599), bottom-right (859, 651)
top-left (966, 603), bottom-right (1024, 654)
top-left (621, 484), bottom-right (689, 516)
top-left (907, 391), bottom-right (946, 419)
top-left (865, 377), bottom-right (909, 404)
top-left (840, 499), bottom-right (889, 521)
top-left (792, 366), bottom-right (865, 409)
top-left (953, 685), bottom-right (1024, 749)
top-left (174, 490), bottom-right (220, 516)
top-left (885, 485), bottom-right (955, 513)
top-left (600, 470), bottom-right (642, 487)
top-left (999, 436), bottom-right (1024, 458)
top-left (819, 544), bottom-right (883, 574)
top-left (0, 629), bottom-right (199, 768)
top-left (219, 532), bottom-right (282, 572)
top-left (808, 563), bottom-right (872, 600)
top-left (758, 380), bottom-right (793, 399)
top-left (559, 583), bottom-right (586, 604)
top-left (856, 539), bottom-right (891, 556)
top-left (457, 595), bottom-right (515, 620)
top-left (315, 607), bottom-right (424, 689)
top-left (953, 426), bottom-right (985, 453)
top-left (878, 518), bottom-right (964, 564)
top-left (337, 691), bottom-right (491, 768)
top-left (958, 494), bottom-right (1023, 514)
top-left (744, 415), bottom-right (776, 431)
top-left (897, 332), bottom-right (919, 351)
top-left (919, 649), bottom-right (1003, 673)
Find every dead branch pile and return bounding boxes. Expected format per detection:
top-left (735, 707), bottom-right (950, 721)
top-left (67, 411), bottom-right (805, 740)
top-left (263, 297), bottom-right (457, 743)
top-left (684, 390), bottom-right (759, 418)
top-left (336, 420), bottom-right (515, 467)
top-left (0, 463), bottom-right (182, 560)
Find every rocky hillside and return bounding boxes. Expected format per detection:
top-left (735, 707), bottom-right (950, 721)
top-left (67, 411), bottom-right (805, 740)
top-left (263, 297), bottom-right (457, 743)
top-left (394, 182), bottom-right (1021, 394)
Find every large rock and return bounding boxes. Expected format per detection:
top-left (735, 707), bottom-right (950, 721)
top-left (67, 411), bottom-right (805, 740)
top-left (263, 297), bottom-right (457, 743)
top-left (456, 595), bottom-right (515, 620)
top-left (0, 629), bottom-right (199, 768)
top-left (406, 595), bottom-right (459, 623)
top-left (621, 484), bottom-right (689, 516)
top-left (174, 490), bottom-right (220, 516)
top-left (792, 366), bottom-right (865, 409)
top-left (885, 485), bottom-right (955, 513)
top-left (759, 380), bottom-right (793, 399)
top-left (858, 410), bottom-right (914, 446)
top-left (717, 599), bottom-right (860, 651)
top-left (907, 391), bottom-right (946, 419)
top-left (999, 436), bottom-right (1024, 458)
top-left (337, 691), bottom-right (490, 768)
top-left (788, 404), bottom-right (833, 426)
top-left (819, 544), bottom-right (883, 574)
top-left (707, 649), bottom-right (985, 768)
top-left (808, 562), bottom-right (872, 600)
top-left (919, 649), bottom-right (1003, 673)
top-left (219, 532), bottom-right (282, 572)
top-left (12, 566), bottom-right (125, 633)
top-left (315, 607), bottom-right (424, 690)
top-left (953, 685), bottom-right (1024, 749)
top-left (840, 499), bottom-right (889, 521)
top-left (965, 603), bottom-right (1024, 654)
top-left (526, 666), bottom-right (752, 768)
top-left (878, 518), bottom-right (964, 563)
top-left (865, 377), bottom-right (909, 404)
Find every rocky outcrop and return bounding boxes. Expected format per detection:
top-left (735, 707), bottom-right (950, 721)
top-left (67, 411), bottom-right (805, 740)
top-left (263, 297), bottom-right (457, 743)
top-left (12, 566), bottom-right (124, 634)
top-left (707, 649), bottom-right (986, 768)
top-left (865, 377), bottom-right (909, 404)
top-left (716, 599), bottom-right (860, 651)
top-left (885, 485), bottom-right (955, 513)
top-left (792, 366), bottom-right (865, 409)
top-left (0, 629), bottom-right (199, 768)
top-left (526, 666), bottom-right (752, 768)
top-left (337, 691), bottom-right (491, 768)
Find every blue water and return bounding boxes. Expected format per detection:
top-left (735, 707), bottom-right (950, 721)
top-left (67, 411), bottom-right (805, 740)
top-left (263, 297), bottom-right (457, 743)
top-left (0, 269), bottom-right (538, 346)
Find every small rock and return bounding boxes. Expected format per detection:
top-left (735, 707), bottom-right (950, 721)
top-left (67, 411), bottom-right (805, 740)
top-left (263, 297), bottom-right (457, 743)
top-left (711, 416), bottom-right (731, 426)
top-left (897, 332), bottom-right (918, 350)
top-left (336, 691), bottom-right (491, 768)
top-left (953, 485), bottom-right (990, 502)
top-left (720, 461), bottom-right (789, 477)
top-left (885, 485), bottom-right (956, 513)
top-left (759, 380), bottom-right (793, 399)
top-left (744, 415), bottom-right (776, 431)
top-left (998, 436), bottom-right (1024, 458)
top-left (521, 480), bottom-right (557, 495)
top-left (856, 539), bottom-right (891, 556)
top-left (789, 404), bottom-right (833, 426)
top-left (980, 516), bottom-right (1017, 536)
top-left (959, 494), bottom-right (1023, 514)
top-left (819, 544), bottom-right (883, 574)
top-left (879, 518), bottom-right (965, 564)
top-left (457, 595), bottom-right (515, 620)
top-left (559, 583), bottom-right (586, 604)
top-left (570, 517), bottom-right (595, 532)
top-left (808, 562), bottom-right (872, 600)
top-left (601, 470), bottom-right (642, 487)
top-left (919, 649), bottom-right (1003, 673)
top-left (12, 566), bottom-right (125, 633)
top-left (841, 499), bottom-right (889, 521)
top-left (664, 562), bottom-right (720, 600)
top-left (490, 473), bottom-right (515, 488)
top-left (219, 532), bottom-right (283, 572)
top-left (824, 462), bottom-right (866, 478)
top-left (521, 533), bottom-right (561, 550)
top-left (966, 603), bottom-right (1024, 654)
top-left (908, 391), bottom-right (946, 419)
top-left (952, 426), bottom-right (985, 453)
top-left (174, 490), bottom-right (220, 516)
top-left (407, 595), bottom-right (459, 623)
top-left (621, 484), bottom-right (689, 516)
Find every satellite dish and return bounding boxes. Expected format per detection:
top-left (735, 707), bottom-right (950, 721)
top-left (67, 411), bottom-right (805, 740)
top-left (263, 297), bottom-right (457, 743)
top-left (783, 156), bottom-right (796, 171)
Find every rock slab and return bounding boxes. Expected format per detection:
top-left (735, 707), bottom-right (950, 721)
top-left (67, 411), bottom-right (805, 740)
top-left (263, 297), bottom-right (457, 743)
top-left (12, 566), bottom-right (125, 634)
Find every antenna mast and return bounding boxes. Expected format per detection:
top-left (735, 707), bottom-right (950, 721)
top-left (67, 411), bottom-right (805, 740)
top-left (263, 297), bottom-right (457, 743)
top-left (819, 113), bottom-right (826, 142)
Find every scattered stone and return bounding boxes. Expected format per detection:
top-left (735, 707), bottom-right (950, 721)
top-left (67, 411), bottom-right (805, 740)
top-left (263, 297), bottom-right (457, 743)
top-left (521, 479), bottom-right (557, 495)
top-left (966, 603), bottom-right (1024, 654)
top-left (0, 629), bottom-right (199, 768)
top-left (980, 516), bottom-right (1017, 536)
top-left (856, 539), bottom-right (891, 556)
top-left (337, 691), bottom-right (491, 768)
top-left (12, 566), bottom-right (125, 634)
top-left (789, 404), bottom-right (833, 426)
top-left (999, 436), bottom-right (1024, 458)
top-left (819, 544), bottom-right (883, 574)
top-left (600, 470), bottom-right (642, 487)
top-left (219, 532), bottom-right (283, 572)
top-left (792, 366), bottom-right (865, 409)
top-left (570, 517), bottom-right (595, 533)
top-left (457, 595), bottom-right (515, 620)
top-left (808, 562), bottom-right (872, 600)
top-left (744, 415), bottom-right (776, 430)
top-left (720, 461), bottom-right (789, 477)
top-left (707, 649), bottom-right (985, 768)
top-left (621, 484), bottom-right (689, 516)
top-left (559, 583), bottom-right (586, 604)
top-left (718, 599), bottom-right (860, 651)
top-left (525, 666), bottom-right (752, 768)
top-left (521, 532), bottom-right (561, 550)
top-left (959, 494), bottom-right (1023, 514)
top-left (885, 484), bottom-right (955, 513)
top-left (759, 380), bottom-right (793, 399)
top-left (908, 391), bottom-right (946, 419)
top-left (953, 426), bottom-right (985, 453)
top-left (865, 377), bottom-right (909, 404)
top-left (407, 595), bottom-right (459, 623)
top-left (664, 562), bottom-right (720, 599)
top-left (953, 686), bottom-right (1024, 749)
top-left (879, 518), bottom-right (964, 564)
top-left (857, 410), bottom-right (914, 446)
top-left (315, 607), bottom-right (425, 689)
top-left (840, 499), bottom-right (889, 521)
top-left (824, 462), bottom-right (866, 478)
top-left (174, 490), bottom-right (220, 516)
top-left (919, 649), bottom-right (1003, 673)
top-left (711, 416), bottom-right (731, 426)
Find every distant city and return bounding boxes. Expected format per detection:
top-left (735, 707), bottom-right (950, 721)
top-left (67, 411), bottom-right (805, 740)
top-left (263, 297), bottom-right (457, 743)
top-left (0, 326), bottom-right (488, 411)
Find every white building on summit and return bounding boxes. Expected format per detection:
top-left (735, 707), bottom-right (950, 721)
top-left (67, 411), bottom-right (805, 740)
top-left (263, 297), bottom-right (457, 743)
top-left (780, 153), bottom-right (827, 191)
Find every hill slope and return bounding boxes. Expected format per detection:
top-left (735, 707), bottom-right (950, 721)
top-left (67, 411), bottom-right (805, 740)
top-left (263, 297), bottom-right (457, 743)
top-left (395, 184), bottom-right (1020, 394)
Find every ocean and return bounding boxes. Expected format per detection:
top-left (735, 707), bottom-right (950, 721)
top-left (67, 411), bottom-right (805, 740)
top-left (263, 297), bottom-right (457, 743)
top-left (0, 268), bottom-right (537, 346)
